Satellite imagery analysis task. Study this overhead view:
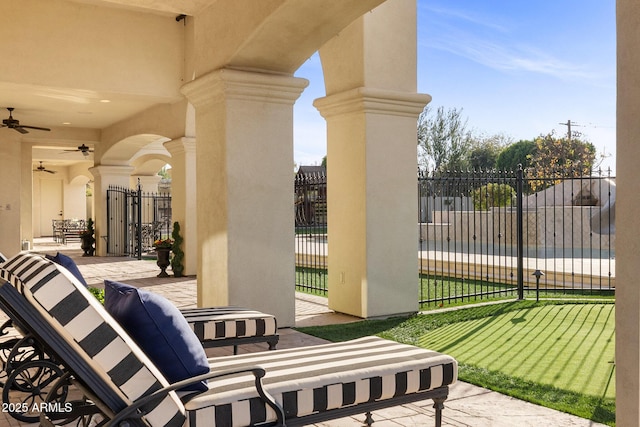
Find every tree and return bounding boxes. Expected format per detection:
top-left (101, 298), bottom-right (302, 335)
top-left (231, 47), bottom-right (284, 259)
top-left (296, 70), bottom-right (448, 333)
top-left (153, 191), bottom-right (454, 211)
top-left (526, 131), bottom-right (596, 191)
top-left (468, 133), bottom-right (513, 171)
top-left (468, 146), bottom-right (498, 171)
top-left (417, 106), bottom-right (473, 172)
top-left (496, 140), bottom-right (536, 171)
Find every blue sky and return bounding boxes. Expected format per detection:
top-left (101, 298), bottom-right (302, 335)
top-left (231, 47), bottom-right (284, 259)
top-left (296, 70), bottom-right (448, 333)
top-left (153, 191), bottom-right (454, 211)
top-left (293, 0), bottom-right (616, 173)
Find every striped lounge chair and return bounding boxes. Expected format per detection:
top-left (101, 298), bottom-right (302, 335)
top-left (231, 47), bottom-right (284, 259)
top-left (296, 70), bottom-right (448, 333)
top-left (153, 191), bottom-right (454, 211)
top-left (0, 252), bottom-right (457, 427)
top-left (181, 306), bottom-right (278, 354)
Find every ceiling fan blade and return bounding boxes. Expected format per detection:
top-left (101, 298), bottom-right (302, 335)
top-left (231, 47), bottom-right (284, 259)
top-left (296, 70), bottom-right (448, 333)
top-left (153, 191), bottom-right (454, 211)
top-left (14, 127), bottom-right (29, 134)
top-left (45, 169), bottom-right (56, 174)
top-left (19, 125), bottom-right (50, 132)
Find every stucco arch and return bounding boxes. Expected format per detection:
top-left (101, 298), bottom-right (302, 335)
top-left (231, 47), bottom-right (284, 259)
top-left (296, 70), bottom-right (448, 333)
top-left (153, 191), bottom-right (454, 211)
top-left (99, 101), bottom-right (188, 158)
top-left (68, 163), bottom-right (94, 183)
top-left (100, 134), bottom-right (170, 165)
top-left (131, 153), bottom-right (172, 176)
top-left (69, 174), bottom-right (90, 186)
top-left (181, 0), bottom-right (426, 325)
top-left (192, 0), bottom-right (386, 76)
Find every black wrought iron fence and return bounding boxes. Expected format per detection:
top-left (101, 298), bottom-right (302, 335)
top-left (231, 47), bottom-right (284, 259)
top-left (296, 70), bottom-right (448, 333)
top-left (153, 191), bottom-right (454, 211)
top-left (418, 168), bottom-right (615, 307)
top-left (294, 167), bottom-right (616, 307)
top-left (106, 182), bottom-right (172, 258)
top-left (295, 168), bottom-right (328, 294)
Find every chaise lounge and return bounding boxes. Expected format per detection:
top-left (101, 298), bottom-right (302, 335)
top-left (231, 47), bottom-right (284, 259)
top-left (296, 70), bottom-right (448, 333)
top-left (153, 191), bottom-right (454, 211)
top-left (1, 251), bottom-right (280, 355)
top-left (0, 252), bottom-right (457, 426)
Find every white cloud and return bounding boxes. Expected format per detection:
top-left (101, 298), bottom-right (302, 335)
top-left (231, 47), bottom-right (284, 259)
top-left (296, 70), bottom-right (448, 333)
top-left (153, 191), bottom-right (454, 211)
top-left (427, 34), bottom-right (597, 80)
top-left (420, 3), bottom-right (600, 81)
top-left (421, 4), bottom-right (511, 34)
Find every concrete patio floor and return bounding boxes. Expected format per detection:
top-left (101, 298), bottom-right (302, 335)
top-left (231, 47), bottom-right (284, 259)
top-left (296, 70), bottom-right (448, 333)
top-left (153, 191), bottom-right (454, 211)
top-left (0, 239), bottom-right (608, 426)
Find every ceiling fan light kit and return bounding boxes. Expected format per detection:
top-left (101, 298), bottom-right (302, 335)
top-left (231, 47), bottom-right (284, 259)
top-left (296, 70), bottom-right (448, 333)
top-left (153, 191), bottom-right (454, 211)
top-left (63, 144), bottom-right (94, 156)
top-left (1, 107), bottom-right (51, 133)
top-left (33, 161), bottom-right (56, 174)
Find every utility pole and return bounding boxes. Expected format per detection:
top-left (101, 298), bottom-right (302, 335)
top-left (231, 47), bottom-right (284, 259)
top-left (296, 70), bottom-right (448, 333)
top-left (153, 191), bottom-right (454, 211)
top-left (559, 120), bottom-right (582, 141)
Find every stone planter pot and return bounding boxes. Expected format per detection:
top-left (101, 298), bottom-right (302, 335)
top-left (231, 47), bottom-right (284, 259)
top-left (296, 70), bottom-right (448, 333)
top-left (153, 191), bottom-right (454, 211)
top-left (156, 248), bottom-right (171, 278)
top-left (80, 235), bottom-right (95, 257)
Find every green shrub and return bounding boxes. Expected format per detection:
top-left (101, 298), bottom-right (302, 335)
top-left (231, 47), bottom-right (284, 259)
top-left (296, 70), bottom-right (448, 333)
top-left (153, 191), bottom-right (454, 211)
top-left (88, 287), bottom-right (105, 304)
top-left (171, 221), bottom-right (185, 277)
top-left (472, 182), bottom-right (515, 210)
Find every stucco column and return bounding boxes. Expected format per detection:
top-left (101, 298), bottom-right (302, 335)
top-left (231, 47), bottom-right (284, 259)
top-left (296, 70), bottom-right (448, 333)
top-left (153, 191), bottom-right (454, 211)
top-left (0, 132), bottom-right (24, 256)
top-left (88, 165), bottom-right (134, 256)
top-left (164, 137), bottom-right (197, 276)
top-left (181, 68), bottom-right (308, 327)
top-left (616, 1), bottom-right (640, 424)
top-left (314, 0), bottom-right (427, 318)
top-left (20, 143), bottom-right (33, 249)
top-left (315, 89), bottom-right (429, 318)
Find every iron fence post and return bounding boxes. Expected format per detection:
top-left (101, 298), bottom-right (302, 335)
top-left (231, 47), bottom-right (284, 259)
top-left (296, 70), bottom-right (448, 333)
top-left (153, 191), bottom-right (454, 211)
top-left (106, 187), bottom-right (111, 255)
top-left (516, 165), bottom-right (524, 299)
top-left (136, 179), bottom-right (143, 260)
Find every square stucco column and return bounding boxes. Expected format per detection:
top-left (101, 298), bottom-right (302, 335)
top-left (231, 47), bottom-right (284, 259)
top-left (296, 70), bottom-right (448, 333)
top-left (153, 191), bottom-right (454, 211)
top-left (315, 88), bottom-right (431, 318)
top-left (617, 1), bottom-right (640, 424)
top-left (181, 68), bottom-right (308, 327)
top-left (0, 132), bottom-right (24, 256)
top-left (164, 137), bottom-right (197, 276)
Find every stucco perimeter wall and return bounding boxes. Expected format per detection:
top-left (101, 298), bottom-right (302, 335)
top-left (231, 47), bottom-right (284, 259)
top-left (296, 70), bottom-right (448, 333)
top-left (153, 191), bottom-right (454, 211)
top-left (424, 206), bottom-right (615, 256)
top-left (523, 178), bottom-right (616, 208)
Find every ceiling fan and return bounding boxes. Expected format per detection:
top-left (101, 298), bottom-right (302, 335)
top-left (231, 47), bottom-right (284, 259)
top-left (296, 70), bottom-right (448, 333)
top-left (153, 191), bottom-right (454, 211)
top-left (63, 144), bottom-right (94, 156)
top-left (33, 161), bottom-right (56, 174)
top-left (1, 107), bottom-right (51, 134)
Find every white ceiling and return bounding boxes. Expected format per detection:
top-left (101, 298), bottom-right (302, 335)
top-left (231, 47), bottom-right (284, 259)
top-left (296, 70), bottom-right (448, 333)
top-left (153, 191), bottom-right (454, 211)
top-left (0, 82), bottom-right (170, 131)
top-left (1, 0), bottom-right (198, 167)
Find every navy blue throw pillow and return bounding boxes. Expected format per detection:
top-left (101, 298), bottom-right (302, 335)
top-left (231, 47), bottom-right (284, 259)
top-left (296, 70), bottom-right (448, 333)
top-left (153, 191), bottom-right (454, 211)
top-left (45, 252), bottom-right (88, 287)
top-left (104, 280), bottom-right (209, 391)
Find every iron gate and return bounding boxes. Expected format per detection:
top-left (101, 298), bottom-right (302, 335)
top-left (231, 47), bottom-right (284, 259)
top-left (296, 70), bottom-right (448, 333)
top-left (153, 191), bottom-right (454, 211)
top-left (106, 182), bottom-right (172, 258)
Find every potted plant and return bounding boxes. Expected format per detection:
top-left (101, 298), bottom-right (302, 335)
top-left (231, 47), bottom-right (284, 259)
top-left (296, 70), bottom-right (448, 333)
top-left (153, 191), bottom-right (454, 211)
top-left (153, 237), bottom-right (173, 278)
top-left (79, 218), bottom-right (95, 257)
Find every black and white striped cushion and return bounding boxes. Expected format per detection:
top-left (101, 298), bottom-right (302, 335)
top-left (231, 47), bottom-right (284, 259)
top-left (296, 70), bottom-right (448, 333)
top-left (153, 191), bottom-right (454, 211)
top-left (182, 307), bottom-right (277, 341)
top-left (0, 252), bottom-right (186, 427)
top-left (185, 335), bottom-right (457, 426)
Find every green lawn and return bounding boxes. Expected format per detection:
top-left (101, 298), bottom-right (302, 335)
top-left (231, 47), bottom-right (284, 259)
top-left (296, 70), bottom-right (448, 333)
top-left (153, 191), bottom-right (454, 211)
top-left (297, 300), bottom-right (616, 425)
top-left (420, 304), bottom-right (615, 399)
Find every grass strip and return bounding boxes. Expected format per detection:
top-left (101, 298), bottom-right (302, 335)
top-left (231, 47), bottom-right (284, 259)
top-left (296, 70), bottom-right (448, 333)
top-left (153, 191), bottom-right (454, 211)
top-left (299, 300), bottom-right (576, 345)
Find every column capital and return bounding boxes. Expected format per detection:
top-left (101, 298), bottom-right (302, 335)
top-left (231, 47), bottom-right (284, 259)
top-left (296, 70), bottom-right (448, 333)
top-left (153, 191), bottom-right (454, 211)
top-left (88, 164), bottom-right (135, 180)
top-left (164, 137), bottom-right (196, 157)
top-left (314, 87), bottom-right (431, 119)
top-left (181, 68), bottom-right (308, 108)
